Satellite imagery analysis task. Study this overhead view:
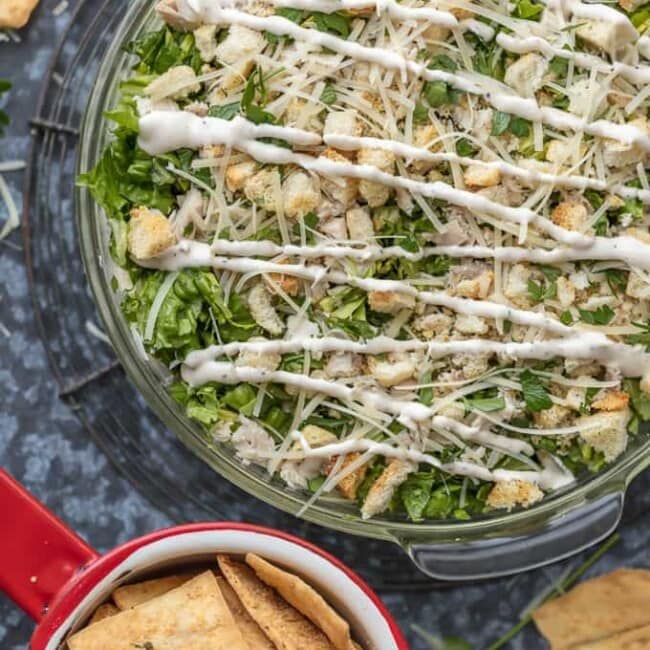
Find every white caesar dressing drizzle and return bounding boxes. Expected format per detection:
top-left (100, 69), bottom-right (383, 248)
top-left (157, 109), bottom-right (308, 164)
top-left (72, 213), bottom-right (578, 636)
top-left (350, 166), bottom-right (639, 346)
top-left (139, 239), bottom-right (576, 335)
top-left (283, 434), bottom-right (573, 489)
top-left (174, 0), bottom-right (650, 148)
top-left (138, 112), bottom-right (590, 246)
top-left (183, 335), bottom-right (650, 377)
top-left (180, 235), bottom-right (650, 272)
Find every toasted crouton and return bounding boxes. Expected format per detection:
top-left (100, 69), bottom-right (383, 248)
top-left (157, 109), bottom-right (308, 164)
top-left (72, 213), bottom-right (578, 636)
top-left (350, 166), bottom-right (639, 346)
top-left (345, 207), bottom-right (374, 242)
top-left (283, 172), bottom-right (320, 219)
top-left (368, 355), bottom-right (415, 387)
top-left (504, 53), bottom-right (547, 98)
top-left (127, 207), bottom-right (176, 260)
top-left (357, 148), bottom-right (395, 207)
top-left (624, 226), bottom-right (650, 245)
top-left (361, 459), bottom-right (416, 519)
top-left (591, 390), bottom-right (629, 412)
top-left (577, 409), bottom-right (630, 461)
top-left (264, 259), bottom-right (300, 297)
top-left (323, 110), bottom-right (362, 139)
top-left (215, 25), bottom-right (266, 89)
top-left (454, 313), bottom-right (489, 335)
top-left (533, 404), bottom-right (570, 429)
top-left (556, 277), bottom-right (576, 307)
top-left (298, 425), bottom-right (338, 448)
top-left (463, 165), bottom-right (501, 190)
top-left (368, 290), bottom-right (415, 314)
top-left (244, 167), bottom-right (281, 211)
top-left (625, 273), bottom-right (650, 300)
top-left (226, 160), bottom-right (257, 193)
top-left (319, 150), bottom-right (357, 211)
top-left (576, 19), bottom-right (632, 54)
top-left (247, 283), bottom-right (284, 336)
top-left (454, 270), bottom-right (494, 300)
top-left (324, 453), bottom-right (368, 500)
top-left (545, 140), bottom-right (587, 165)
top-left (603, 117), bottom-right (650, 168)
top-left (145, 65), bottom-right (201, 100)
top-left (551, 202), bottom-right (589, 231)
top-left (410, 124), bottom-right (440, 172)
top-left (487, 480), bottom-right (544, 510)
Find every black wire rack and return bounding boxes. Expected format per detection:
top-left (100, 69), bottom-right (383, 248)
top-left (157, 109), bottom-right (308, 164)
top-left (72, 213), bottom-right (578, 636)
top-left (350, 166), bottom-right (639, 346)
top-left (22, 0), bottom-right (650, 596)
top-left (20, 0), bottom-right (454, 592)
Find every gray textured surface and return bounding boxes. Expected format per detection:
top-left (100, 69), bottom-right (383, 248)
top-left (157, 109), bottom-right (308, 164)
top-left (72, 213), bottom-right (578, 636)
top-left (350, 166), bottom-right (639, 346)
top-left (0, 2), bottom-right (649, 649)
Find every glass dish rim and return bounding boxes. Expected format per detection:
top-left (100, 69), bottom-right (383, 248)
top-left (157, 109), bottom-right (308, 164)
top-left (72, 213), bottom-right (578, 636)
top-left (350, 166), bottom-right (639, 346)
top-left (75, 0), bottom-right (650, 544)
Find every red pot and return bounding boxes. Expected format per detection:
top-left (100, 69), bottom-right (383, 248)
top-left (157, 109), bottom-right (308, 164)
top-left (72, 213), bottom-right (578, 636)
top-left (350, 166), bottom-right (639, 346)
top-left (0, 469), bottom-right (409, 649)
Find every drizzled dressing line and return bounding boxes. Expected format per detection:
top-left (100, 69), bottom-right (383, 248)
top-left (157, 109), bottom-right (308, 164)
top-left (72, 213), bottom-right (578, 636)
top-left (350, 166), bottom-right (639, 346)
top-left (282, 433), bottom-right (574, 490)
top-left (272, 0), bottom-right (649, 84)
top-left (183, 335), bottom-right (649, 377)
top-left (325, 134), bottom-right (650, 205)
top-left (202, 236), bottom-right (650, 271)
top-left (173, 0), bottom-right (650, 149)
top-left (139, 239), bottom-right (576, 337)
top-left (180, 360), bottom-right (599, 455)
top-left (497, 33), bottom-right (650, 87)
top-left (139, 112), bottom-right (590, 247)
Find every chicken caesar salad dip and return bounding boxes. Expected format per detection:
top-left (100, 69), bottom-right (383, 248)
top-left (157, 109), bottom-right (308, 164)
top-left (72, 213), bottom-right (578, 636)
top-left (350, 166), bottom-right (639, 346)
top-left (80, 0), bottom-right (650, 521)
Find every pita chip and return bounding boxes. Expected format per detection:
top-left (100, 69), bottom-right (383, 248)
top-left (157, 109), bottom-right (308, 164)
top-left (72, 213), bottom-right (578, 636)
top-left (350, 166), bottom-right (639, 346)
top-left (136, 627), bottom-right (252, 650)
top-left (87, 603), bottom-right (119, 626)
top-left (112, 573), bottom-right (194, 610)
top-left (573, 624), bottom-right (650, 649)
top-left (533, 569), bottom-right (650, 648)
top-left (246, 553), bottom-right (355, 650)
top-left (0, 0), bottom-right (40, 28)
top-left (217, 554), bottom-right (334, 650)
top-left (67, 571), bottom-right (247, 650)
top-left (216, 576), bottom-right (275, 649)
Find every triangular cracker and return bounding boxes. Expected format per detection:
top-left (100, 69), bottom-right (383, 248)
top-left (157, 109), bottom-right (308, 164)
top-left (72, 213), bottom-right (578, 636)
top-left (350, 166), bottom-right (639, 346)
top-left (533, 569), bottom-right (650, 648)
top-left (217, 554), bottom-right (333, 650)
top-left (67, 571), bottom-right (247, 650)
top-left (216, 576), bottom-right (275, 649)
top-left (574, 623), bottom-right (650, 649)
top-left (112, 573), bottom-right (194, 609)
top-left (246, 553), bottom-right (355, 650)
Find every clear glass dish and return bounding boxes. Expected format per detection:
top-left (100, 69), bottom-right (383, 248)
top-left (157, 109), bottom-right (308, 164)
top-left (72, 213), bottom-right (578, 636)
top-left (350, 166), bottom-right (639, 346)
top-left (76, 0), bottom-right (650, 579)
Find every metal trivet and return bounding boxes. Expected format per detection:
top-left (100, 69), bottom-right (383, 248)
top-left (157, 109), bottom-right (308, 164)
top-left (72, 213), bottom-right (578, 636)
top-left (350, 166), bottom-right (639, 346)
top-left (23, 0), bottom-right (650, 596)
top-left (20, 0), bottom-right (445, 592)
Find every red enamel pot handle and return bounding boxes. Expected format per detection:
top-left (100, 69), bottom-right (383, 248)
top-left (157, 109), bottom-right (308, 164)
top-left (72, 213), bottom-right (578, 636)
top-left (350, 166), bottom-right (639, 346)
top-left (0, 469), bottom-right (99, 621)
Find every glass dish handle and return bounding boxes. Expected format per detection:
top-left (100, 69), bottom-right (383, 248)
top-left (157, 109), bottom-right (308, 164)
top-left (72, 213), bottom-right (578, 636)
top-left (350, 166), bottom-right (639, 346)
top-left (405, 492), bottom-right (624, 581)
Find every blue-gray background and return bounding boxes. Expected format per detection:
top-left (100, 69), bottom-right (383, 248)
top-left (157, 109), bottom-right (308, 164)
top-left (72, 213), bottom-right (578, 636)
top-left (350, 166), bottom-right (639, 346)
top-left (0, 2), bottom-right (648, 648)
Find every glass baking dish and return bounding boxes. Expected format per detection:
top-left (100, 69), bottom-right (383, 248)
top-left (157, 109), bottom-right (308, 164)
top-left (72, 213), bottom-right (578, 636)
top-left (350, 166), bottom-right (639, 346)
top-left (76, 0), bottom-right (650, 579)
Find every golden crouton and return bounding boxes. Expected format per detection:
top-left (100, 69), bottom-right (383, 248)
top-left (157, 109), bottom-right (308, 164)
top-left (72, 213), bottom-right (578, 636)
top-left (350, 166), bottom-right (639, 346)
top-left (486, 480), bottom-right (544, 510)
top-left (454, 271), bottom-right (494, 300)
top-left (324, 453), bottom-right (368, 500)
top-left (0, 0), bottom-right (40, 28)
top-left (283, 172), bottom-right (320, 219)
top-left (533, 404), bottom-right (570, 429)
top-left (367, 355), bottom-right (416, 387)
top-left (297, 425), bottom-right (338, 449)
top-left (264, 259), bottom-right (300, 297)
top-left (226, 160), bottom-right (257, 193)
top-left (463, 165), bottom-right (501, 190)
top-left (368, 290), bottom-right (415, 314)
top-left (361, 459), bottom-right (416, 519)
top-left (577, 409), bottom-right (630, 461)
top-left (551, 202), bottom-right (589, 231)
top-left (127, 207), bottom-right (176, 260)
top-left (591, 390), bottom-right (629, 412)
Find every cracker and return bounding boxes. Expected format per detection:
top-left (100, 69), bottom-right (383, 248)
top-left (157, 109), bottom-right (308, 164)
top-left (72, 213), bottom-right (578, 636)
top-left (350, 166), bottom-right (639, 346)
top-left (532, 569), bottom-right (650, 648)
top-left (87, 603), bottom-right (119, 626)
top-left (217, 554), bottom-right (333, 650)
top-left (246, 553), bottom-right (354, 650)
top-left (574, 624), bottom-right (650, 649)
top-left (0, 0), bottom-right (40, 28)
top-left (112, 573), bottom-right (193, 610)
top-left (216, 576), bottom-right (275, 649)
top-left (136, 627), bottom-right (251, 650)
top-left (67, 571), bottom-right (246, 650)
